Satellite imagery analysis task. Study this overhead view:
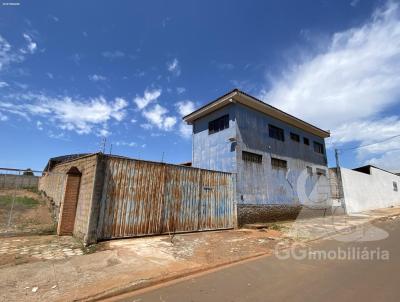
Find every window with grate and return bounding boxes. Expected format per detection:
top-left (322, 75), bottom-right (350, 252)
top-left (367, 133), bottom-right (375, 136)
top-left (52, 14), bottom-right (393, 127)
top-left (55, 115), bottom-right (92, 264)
top-left (394, 182), bottom-right (398, 192)
top-left (271, 157), bottom-right (287, 170)
top-left (290, 132), bottom-right (300, 142)
top-left (208, 115), bottom-right (229, 134)
top-left (313, 141), bottom-right (324, 154)
top-left (303, 137), bottom-right (310, 145)
top-left (242, 151), bottom-right (262, 163)
top-left (316, 168), bottom-right (326, 176)
top-left (269, 124), bottom-right (285, 141)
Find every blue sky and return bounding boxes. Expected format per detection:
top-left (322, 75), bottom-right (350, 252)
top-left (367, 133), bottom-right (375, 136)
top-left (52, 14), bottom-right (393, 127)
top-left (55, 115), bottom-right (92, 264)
top-left (0, 0), bottom-right (399, 172)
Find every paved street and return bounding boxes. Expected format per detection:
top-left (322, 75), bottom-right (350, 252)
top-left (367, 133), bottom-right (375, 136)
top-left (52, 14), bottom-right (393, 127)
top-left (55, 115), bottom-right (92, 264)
top-left (112, 217), bottom-right (400, 302)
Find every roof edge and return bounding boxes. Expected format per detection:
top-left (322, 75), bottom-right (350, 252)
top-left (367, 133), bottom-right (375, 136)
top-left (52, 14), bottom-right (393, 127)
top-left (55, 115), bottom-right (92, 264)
top-left (183, 89), bottom-right (330, 138)
top-left (353, 164), bottom-right (400, 177)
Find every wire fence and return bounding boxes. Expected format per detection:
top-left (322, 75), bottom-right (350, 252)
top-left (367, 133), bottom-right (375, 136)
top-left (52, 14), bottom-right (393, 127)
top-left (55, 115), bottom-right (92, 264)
top-left (0, 168), bottom-right (65, 235)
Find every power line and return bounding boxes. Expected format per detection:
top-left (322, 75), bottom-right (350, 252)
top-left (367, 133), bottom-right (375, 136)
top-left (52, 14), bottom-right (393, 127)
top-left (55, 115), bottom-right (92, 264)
top-left (338, 134), bottom-right (400, 152)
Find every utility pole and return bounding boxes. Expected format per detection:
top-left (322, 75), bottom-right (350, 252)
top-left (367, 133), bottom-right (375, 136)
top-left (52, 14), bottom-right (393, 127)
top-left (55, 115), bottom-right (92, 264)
top-left (109, 143), bottom-right (113, 155)
top-left (335, 148), bottom-right (346, 212)
top-left (101, 137), bottom-right (106, 153)
top-left (335, 148), bottom-right (340, 169)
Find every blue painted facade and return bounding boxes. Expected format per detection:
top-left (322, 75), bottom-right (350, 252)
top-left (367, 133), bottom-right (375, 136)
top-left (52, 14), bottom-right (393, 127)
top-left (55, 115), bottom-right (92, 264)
top-left (192, 102), bottom-right (330, 207)
top-left (193, 104), bottom-right (237, 173)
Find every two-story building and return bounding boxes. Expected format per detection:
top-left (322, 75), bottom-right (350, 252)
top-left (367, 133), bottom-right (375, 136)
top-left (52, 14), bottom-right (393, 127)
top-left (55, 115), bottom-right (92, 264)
top-left (183, 89), bottom-right (331, 225)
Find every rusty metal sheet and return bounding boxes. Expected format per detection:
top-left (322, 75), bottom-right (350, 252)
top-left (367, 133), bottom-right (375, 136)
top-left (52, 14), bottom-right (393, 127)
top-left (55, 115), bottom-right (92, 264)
top-left (98, 158), bottom-right (235, 240)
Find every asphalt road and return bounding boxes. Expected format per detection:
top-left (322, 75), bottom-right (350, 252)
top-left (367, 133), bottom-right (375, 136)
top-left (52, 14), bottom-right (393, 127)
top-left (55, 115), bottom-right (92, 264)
top-left (112, 218), bottom-right (400, 302)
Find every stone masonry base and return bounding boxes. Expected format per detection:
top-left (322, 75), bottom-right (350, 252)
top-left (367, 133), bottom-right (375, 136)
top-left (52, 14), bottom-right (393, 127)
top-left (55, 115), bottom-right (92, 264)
top-left (237, 204), bottom-right (338, 226)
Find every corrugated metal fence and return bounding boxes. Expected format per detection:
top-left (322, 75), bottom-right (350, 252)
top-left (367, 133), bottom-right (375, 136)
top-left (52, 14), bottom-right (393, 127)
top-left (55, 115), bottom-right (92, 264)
top-left (98, 158), bottom-right (235, 240)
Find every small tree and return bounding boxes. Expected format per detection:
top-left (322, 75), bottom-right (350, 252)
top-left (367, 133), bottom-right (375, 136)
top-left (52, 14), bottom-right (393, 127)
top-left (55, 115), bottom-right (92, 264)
top-left (23, 168), bottom-right (34, 176)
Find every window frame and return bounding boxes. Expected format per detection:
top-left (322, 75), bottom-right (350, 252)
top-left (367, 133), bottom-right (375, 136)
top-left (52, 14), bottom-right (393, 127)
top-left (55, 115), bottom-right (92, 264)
top-left (242, 151), bottom-right (263, 164)
top-left (208, 114), bottom-right (229, 135)
top-left (303, 137), bottom-right (310, 145)
top-left (290, 132), bottom-right (300, 142)
top-left (313, 141), bottom-right (324, 154)
top-left (268, 124), bottom-right (285, 142)
top-left (271, 157), bottom-right (288, 170)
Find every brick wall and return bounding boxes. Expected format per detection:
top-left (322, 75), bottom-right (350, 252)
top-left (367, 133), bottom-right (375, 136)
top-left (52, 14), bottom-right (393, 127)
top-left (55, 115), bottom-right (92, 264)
top-left (57, 174), bottom-right (81, 235)
top-left (0, 174), bottom-right (39, 189)
top-left (39, 154), bottom-right (100, 243)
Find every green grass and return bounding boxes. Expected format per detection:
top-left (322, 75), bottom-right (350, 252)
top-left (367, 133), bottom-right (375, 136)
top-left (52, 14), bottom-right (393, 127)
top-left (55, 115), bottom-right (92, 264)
top-left (0, 195), bottom-right (40, 208)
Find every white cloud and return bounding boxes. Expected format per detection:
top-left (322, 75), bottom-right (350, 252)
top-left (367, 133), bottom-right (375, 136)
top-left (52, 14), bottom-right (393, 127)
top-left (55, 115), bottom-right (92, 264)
top-left (89, 74), bottom-right (107, 82)
top-left (175, 100), bottom-right (195, 138)
top-left (0, 81), bottom-right (8, 87)
top-left (368, 150), bottom-right (400, 172)
top-left (98, 128), bottom-right (110, 137)
top-left (175, 100), bottom-right (195, 116)
top-left (167, 58), bottom-right (181, 76)
top-left (332, 117), bottom-right (400, 171)
top-left (102, 50), bottom-right (125, 59)
top-left (164, 116), bottom-right (177, 130)
top-left (330, 117), bottom-right (400, 150)
top-left (71, 53), bottom-right (81, 65)
top-left (140, 123), bottom-right (153, 130)
top-left (22, 34), bottom-right (37, 54)
top-left (0, 93), bottom-right (128, 135)
top-left (115, 141), bottom-right (137, 147)
top-left (36, 120), bottom-right (43, 130)
top-left (260, 1), bottom-right (400, 170)
top-left (350, 0), bottom-right (360, 7)
top-left (143, 104), bottom-right (177, 131)
top-left (0, 35), bottom-right (24, 71)
top-left (46, 72), bottom-right (54, 79)
top-left (176, 87), bottom-right (186, 94)
top-left (134, 88), bottom-right (162, 110)
top-left (178, 123), bottom-right (192, 138)
top-left (0, 112), bottom-right (8, 121)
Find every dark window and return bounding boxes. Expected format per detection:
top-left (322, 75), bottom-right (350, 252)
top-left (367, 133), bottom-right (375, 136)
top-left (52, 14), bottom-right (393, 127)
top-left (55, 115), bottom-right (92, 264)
top-left (271, 158), bottom-right (287, 170)
top-left (208, 115), bottom-right (229, 134)
top-left (307, 166), bottom-right (313, 175)
top-left (269, 124), bottom-right (285, 141)
top-left (313, 141), bottom-right (324, 154)
top-left (303, 137), bottom-right (310, 145)
top-left (394, 182), bottom-right (398, 192)
top-left (290, 132), bottom-right (300, 142)
top-left (316, 168), bottom-right (326, 176)
top-left (242, 151), bottom-right (262, 163)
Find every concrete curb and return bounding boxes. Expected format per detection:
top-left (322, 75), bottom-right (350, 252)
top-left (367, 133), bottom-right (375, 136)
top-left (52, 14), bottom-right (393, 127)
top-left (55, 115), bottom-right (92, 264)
top-left (70, 252), bottom-right (270, 302)
top-left (72, 210), bottom-right (400, 302)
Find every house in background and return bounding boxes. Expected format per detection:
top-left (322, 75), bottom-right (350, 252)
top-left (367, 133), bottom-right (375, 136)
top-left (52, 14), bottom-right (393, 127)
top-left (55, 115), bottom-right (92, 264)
top-left (333, 165), bottom-right (400, 214)
top-left (184, 89), bottom-right (332, 225)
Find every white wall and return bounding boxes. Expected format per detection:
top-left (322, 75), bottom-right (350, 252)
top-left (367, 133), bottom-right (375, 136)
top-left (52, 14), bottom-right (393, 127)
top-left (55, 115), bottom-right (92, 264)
top-left (341, 167), bottom-right (400, 214)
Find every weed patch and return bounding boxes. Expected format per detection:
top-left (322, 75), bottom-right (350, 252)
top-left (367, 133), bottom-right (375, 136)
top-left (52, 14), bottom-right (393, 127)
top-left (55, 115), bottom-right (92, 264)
top-left (0, 195), bottom-right (40, 208)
